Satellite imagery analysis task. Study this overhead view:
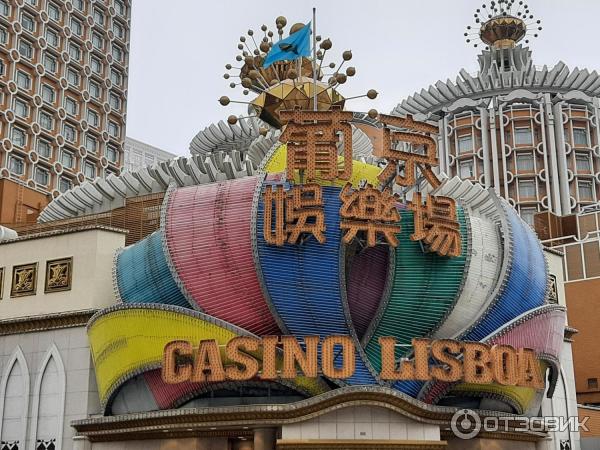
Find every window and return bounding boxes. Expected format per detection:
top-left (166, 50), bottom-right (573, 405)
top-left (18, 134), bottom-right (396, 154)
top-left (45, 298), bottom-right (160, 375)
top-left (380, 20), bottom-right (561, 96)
top-left (41, 84), bottom-right (55, 103)
top-left (60, 149), bottom-right (74, 168)
top-left (91, 32), bottom-right (103, 50)
top-left (458, 159), bottom-right (474, 178)
top-left (73, 0), bottom-right (84, 11)
top-left (68, 43), bottom-right (81, 61)
top-left (457, 134), bottom-right (473, 154)
top-left (0, 26), bottom-right (7, 45)
top-left (21, 12), bottom-right (35, 33)
top-left (16, 70), bottom-right (31, 89)
top-left (8, 155), bottom-right (25, 175)
top-left (514, 127), bottom-right (533, 146)
top-left (85, 135), bottom-right (98, 153)
top-left (84, 161), bottom-right (96, 179)
top-left (109, 93), bottom-right (121, 110)
top-left (45, 28), bottom-right (59, 48)
top-left (39, 111), bottom-right (53, 130)
top-left (108, 121), bottom-right (119, 138)
top-left (93, 7), bottom-right (104, 25)
top-left (37, 139), bottom-right (52, 158)
top-left (65, 97), bottom-right (78, 115)
top-left (25, 0), bottom-right (37, 5)
top-left (70, 17), bottom-right (83, 36)
top-left (87, 109), bottom-right (99, 127)
top-left (518, 179), bottom-right (536, 198)
top-left (0, 0), bottom-right (8, 17)
top-left (18, 39), bottom-right (33, 59)
top-left (58, 176), bottom-right (72, 193)
top-left (91, 56), bottom-right (102, 74)
top-left (106, 144), bottom-right (118, 163)
top-left (576, 152), bottom-right (592, 173)
top-left (43, 53), bottom-right (57, 73)
top-left (11, 127), bottom-right (27, 147)
top-left (114, 0), bottom-right (126, 16)
top-left (14, 98), bottom-right (29, 118)
top-left (67, 68), bottom-right (80, 86)
top-left (516, 153), bottom-right (534, 172)
top-left (34, 166), bottom-right (49, 185)
top-left (578, 180), bottom-right (594, 201)
top-left (113, 21), bottom-right (124, 39)
top-left (520, 207), bottom-right (537, 227)
top-left (110, 69), bottom-right (122, 86)
top-left (47, 2), bottom-right (61, 21)
top-left (89, 80), bottom-right (101, 99)
top-left (63, 123), bottom-right (77, 143)
top-left (112, 44), bottom-right (123, 62)
top-left (0, 59), bottom-right (4, 76)
top-left (588, 378), bottom-right (599, 390)
top-left (573, 128), bottom-right (589, 147)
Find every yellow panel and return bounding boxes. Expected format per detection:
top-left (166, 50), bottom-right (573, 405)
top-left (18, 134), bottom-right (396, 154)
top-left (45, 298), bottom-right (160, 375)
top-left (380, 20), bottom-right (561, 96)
top-left (88, 306), bottom-right (327, 406)
top-left (264, 144), bottom-right (382, 188)
top-left (450, 383), bottom-right (538, 414)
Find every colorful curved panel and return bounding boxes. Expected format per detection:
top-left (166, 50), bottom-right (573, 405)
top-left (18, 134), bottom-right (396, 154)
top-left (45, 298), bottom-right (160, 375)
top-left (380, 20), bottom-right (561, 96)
top-left (363, 207), bottom-right (468, 374)
top-left (114, 231), bottom-right (190, 308)
top-left (87, 304), bottom-right (327, 411)
top-left (461, 201), bottom-right (547, 341)
top-left (255, 184), bottom-right (379, 386)
top-left (346, 245), bottom-right (391, 339)
top-left (433, 215), bottom-right (501, 338)
top-left (164, 177), bottom-right (281, 336)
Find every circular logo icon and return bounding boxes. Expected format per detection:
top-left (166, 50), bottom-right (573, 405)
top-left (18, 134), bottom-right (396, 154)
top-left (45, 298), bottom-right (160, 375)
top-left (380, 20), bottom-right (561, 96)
top-left (451, 409), bottom-right (481, 440)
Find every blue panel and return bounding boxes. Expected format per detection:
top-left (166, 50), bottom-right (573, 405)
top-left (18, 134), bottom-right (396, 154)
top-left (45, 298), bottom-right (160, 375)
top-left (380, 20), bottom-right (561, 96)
top-left (461, 204), bottom-right (546, 341)
top-left (256, 184), bottom-right (378, 386)
top-left (115, 231), bottom-right (190, 308)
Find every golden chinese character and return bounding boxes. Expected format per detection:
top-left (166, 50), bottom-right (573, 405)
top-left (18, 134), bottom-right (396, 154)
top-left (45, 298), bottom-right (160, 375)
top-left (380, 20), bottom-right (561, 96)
top-left (409, 193), bottom-right (461, 257)
top-left (280, 108), bottom-right (354, 181)
top-left (339, 183), bottom-right (401, 247)
top-left (375, 114), bottom-right (441, 189)
top-left (263, 183), bottom-right (326, 246)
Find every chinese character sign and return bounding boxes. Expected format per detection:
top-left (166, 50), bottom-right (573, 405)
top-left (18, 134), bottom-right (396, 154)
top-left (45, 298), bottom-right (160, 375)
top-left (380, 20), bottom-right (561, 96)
top-left (280, 108), bottom-right (354, 181)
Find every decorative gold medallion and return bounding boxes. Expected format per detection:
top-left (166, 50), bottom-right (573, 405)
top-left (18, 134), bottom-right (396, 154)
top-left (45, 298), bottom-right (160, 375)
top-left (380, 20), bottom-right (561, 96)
top-left (45, 257), bottom-right (73, 293)
top-left (11, 263), bottom-right (38, 297)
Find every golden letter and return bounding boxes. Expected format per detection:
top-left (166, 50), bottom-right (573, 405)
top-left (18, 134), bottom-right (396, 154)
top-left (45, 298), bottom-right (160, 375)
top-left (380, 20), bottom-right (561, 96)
top-left (517, 348), bottom-right (545, 389)
top-left (430, 340), bottom-right (463, 383)
top-left (491, 344), bottom-right (518, 386)
top-left (162, 341), bottom-right (192, 384)
top-left (260, 336), bottom-right (279, 380)
top-left (191, 339), bottom-right (225, 383)
top-left (322, 336), bottom-right (355, 379)
top-left (463, 342), bottom-right (493, 385)
top-left (225, 337), bottom-right (260, 381)
top-left (281, 336), bottom-right (319, 378)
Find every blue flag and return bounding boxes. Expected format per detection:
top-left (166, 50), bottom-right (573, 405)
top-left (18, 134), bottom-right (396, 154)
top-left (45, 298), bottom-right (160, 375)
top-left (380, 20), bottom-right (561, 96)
top-left (263, 22), bottom-right (311, 68)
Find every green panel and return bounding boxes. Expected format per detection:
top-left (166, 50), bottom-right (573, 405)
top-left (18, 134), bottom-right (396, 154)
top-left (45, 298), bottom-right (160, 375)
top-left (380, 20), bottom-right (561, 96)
top-left (365, 208), bottom-right (468, 372)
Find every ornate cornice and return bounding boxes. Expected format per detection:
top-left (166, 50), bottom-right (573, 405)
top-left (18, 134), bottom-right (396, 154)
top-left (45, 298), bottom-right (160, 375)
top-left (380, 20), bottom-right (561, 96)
top-left (0, 225), bottom-right (127, 245)
top-left (0, 309), bottom-right (96, 335)
top-left (71, 386), bottom-right (548, 443)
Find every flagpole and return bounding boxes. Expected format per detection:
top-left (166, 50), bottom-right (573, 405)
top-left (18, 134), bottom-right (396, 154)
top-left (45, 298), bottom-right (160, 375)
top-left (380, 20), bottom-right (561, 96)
top-left (312, 7), bottom-right (317, 111)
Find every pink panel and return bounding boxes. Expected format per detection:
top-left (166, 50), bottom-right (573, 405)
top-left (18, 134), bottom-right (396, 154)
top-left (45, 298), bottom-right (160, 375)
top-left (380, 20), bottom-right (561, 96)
top-left (165, 177), bottom-right (280, 336)
top-left (143, 370), bottom-right (204, 409)
top-left (420, 308), bottom-right (566, 404)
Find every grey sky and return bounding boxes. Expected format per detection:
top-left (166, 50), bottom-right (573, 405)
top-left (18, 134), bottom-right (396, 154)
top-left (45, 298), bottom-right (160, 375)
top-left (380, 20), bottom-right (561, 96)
top-left (126, 0), bottom-right (600, 157)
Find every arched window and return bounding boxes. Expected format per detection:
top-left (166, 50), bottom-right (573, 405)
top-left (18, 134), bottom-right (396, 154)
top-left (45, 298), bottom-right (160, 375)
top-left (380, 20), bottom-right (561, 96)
top-left (29, 345), bottom-right (65, 450)
top-left (0, 347), bottom-right (30, 450)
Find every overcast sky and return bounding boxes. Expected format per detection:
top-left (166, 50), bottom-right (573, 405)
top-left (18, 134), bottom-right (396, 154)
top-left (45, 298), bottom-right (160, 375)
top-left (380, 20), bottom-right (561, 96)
top-left (125, 0), bottom-right (600, 157)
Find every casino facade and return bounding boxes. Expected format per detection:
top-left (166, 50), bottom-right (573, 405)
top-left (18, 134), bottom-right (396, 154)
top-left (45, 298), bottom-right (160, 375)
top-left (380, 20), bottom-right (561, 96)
top-left (0, 3), bottom-right (590, 450)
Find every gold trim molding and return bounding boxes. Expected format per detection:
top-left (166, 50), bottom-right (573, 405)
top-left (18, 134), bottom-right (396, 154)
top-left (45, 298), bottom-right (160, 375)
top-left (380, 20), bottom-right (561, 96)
top-left (276, 439), bottom-right (447, 450)
top-left (0, 309), bottom-right (96, 335)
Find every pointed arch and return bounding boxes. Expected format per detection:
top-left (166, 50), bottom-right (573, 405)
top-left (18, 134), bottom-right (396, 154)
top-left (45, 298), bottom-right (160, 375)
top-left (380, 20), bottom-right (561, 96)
top-left (28, 344), bottom-right (66, 450)
top-left (0, 346), bottom-right (30, 450)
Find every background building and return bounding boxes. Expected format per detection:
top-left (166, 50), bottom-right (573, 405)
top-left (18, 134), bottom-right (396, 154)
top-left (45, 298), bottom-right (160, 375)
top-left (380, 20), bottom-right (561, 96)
top-left (394, 23), bottom-right (600, 227)
top-left (122, 136), bottom-right (176, 172)
top-left (0, 0), bottom-right (131, 202)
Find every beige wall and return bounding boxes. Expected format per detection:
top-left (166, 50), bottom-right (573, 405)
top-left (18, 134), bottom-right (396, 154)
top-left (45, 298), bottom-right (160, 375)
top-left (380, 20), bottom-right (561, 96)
top-left (0, 228), bottom-right (125, 319)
